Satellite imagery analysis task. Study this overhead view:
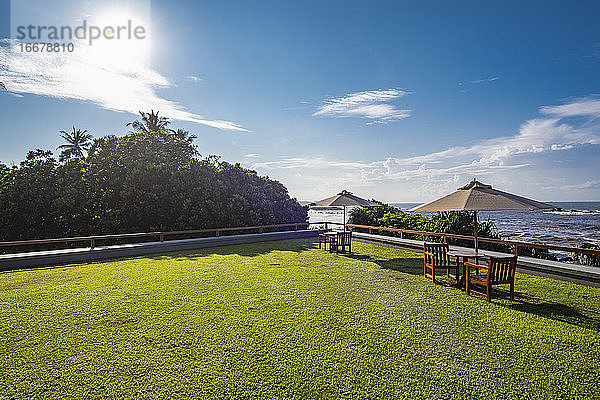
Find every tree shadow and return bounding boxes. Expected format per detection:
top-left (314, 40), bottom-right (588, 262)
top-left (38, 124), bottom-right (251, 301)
top-left (0, 239), bottom-right (318, 273)
top-left (339, 251), bottom-right (423, 276)
top-left (139, 238), bottom-right (316, 261)
top-left (373, 257), bottom-right (423, 275)
top-left (507, 297), bottom-right (600, 332)
top-left (342, 249), bottom-right (600, 332)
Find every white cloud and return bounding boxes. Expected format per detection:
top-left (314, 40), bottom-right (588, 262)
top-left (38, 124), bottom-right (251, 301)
top-left (400, 115), bottom-right (599, 166)
top-left (244, 153), bottom-right (260, 158)
top-left (0, 39), bottom-right (248, 132)
top-left (313, 88), bottom-right (411, 124)
top-left (185, 75), bottom-right (203, 82)
top-left (253, 97), bottom-right (600, 200)
top-left (459, 76), bottom-right (499, 85)
top-left (543, 180), bottom-right (600, 190)
top-left (540, 97), bottom-right (600, 118)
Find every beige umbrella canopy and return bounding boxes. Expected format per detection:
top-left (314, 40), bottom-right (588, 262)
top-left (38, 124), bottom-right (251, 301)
top-left (409, 180), bottom-right (555, 251)
top-left (316, 190), bottom-right (381, 229)
top-left (316, 190), bottom-right (381, 207)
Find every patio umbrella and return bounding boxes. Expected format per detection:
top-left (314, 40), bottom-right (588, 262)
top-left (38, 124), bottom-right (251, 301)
top-left (409, 179), bottom-right (555, 252)
top-left (315, 190), bottom-right (381, 229)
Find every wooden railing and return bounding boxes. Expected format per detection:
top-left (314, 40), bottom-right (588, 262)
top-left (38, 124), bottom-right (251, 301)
top-left (0, 223), bottom-right (309, 251)
top-left (2, 220), bottom-right (598, 259)
top-left (310, 222), bottom-right (600, 257)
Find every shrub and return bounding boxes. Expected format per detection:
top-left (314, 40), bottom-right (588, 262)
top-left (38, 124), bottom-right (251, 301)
top-left (349, 206), bottom-right (509, 252)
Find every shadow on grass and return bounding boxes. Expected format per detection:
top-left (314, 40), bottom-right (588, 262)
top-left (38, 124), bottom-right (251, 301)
top-left (344, 249), bottom-right (600, 332)
top-left (374, 257), bottom-right (423, 275)
top-left (339, 251), bottom-right (423, 276)
top-left (144, 239), bottom-right (316, 261)
top-left (507, 298), bottom-right (600, 332)
top-left (0, 239), bottom-right (318, 274)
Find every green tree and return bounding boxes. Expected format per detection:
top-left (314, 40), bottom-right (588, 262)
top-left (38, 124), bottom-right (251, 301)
top-left (57, 126), bottom-right (93, 161)
top-left (0, 150), bottom-right (60, 241)
top-left (127, 110), bottom-right (172, 133)
top-left (0, 114), bottom-right (306, 244)
top-left (173, 128), bottom-right (197, 144)
top-left (347, 202), bottom-right (396, 226)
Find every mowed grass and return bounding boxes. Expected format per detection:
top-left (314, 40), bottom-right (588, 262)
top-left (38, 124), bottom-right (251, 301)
top-left (1, 239), bottom-right (600, 399)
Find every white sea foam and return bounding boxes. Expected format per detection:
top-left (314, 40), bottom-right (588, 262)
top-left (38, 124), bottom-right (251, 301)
top-left (544, 210), bottom-right (600, 216)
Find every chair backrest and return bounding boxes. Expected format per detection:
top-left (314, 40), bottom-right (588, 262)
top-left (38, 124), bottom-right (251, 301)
top-left (423, 243), bottom-right (449, 266)
top-left (338, 231), bottom-right (352, 245)
top-left (488, 256), bottom-right (518, 283)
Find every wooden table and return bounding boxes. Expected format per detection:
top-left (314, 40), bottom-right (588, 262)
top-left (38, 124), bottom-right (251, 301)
top-left (448, 249), bottom-right (484, 289)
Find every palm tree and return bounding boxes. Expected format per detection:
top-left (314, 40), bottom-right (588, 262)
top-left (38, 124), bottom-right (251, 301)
top-left (57, 126), bottom-right (93, 160)
top-left (173, 128), bottom-right (197, 144)
top-left (127, 110), bottom-right (172, 133)
top-left (0, 82), bottom-right (6, 90)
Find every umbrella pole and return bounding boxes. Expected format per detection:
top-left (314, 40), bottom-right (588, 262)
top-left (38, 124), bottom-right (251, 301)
top-left (343, 206), bottom-right (346, 231)
top-left (473, 210), bottom-right (479, 253)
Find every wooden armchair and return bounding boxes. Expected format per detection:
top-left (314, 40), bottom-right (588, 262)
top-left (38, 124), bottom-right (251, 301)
top-left (423, 243), bottom-right (459, 283)
top-left (318, 229), bottom-right (331, 249)
top-left (465, 256), bottom-right (518, 302)
top-left (329, 231), bottom-right (352, 254)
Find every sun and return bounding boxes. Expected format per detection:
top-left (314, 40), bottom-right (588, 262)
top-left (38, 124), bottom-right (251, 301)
top-left (87, 4), bottom-right (151, 66)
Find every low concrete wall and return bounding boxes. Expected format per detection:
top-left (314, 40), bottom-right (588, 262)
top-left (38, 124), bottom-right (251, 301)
top-left (0, 230), bottom-right (318, 271)
top-left (5, 229), bottom-right (597, 287)
top-left (352, 232), bottom-right (600, 287)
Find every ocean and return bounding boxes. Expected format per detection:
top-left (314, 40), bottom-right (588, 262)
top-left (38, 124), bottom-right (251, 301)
top-left (308, 202), bottom-right (600, 249)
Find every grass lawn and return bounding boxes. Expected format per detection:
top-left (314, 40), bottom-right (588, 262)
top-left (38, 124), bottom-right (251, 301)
top-left (1, 239), bottom-right (600, 399)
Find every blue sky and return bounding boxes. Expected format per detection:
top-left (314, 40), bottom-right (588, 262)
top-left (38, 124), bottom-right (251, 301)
top-left (1, 0), bottom-right (599, 202)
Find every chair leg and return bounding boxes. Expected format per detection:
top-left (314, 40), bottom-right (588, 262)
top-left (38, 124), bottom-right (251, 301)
top-left (510, 281), bottom-right (514, 301)
top-left (432, 268), bottom-right (435, 282)
top-left (486, 283), bottom-right (492, 302)
top-left (466, 275), bottom-right (470, 295)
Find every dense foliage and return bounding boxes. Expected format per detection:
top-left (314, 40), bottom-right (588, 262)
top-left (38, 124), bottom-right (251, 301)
top-left (0, 112), bottom-right (306, 242)
top-left (349, 204), bottom-right (508, 251)
top-left (574, 243), bottom-right (600, 266)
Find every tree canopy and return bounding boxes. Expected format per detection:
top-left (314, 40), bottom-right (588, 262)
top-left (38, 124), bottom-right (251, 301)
top-left (0, 113), bottom-right (306, 242)
top-left (57, 126), bottom-right (93, 161)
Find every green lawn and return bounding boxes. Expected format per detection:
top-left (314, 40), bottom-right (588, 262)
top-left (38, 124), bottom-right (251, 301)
top-left (1, 239), bottom-right (600, 399)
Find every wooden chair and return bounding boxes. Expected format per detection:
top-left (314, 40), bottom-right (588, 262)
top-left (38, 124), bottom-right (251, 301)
top-left (465, 256), bottom-right (518, 302)
top-left (318, 229), bottom-right (331, 249)
top-left (329, 231), bottom-right (352, 254)
top-left (423, 243), bottom-right (459, 283)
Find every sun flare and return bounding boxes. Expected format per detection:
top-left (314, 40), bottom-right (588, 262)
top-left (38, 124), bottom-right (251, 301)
top-left (87, 5), bottom-right (151, 65)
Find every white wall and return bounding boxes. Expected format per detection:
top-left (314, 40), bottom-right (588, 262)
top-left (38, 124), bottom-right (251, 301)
top-left (308, 206), bottom-right (360, 229)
